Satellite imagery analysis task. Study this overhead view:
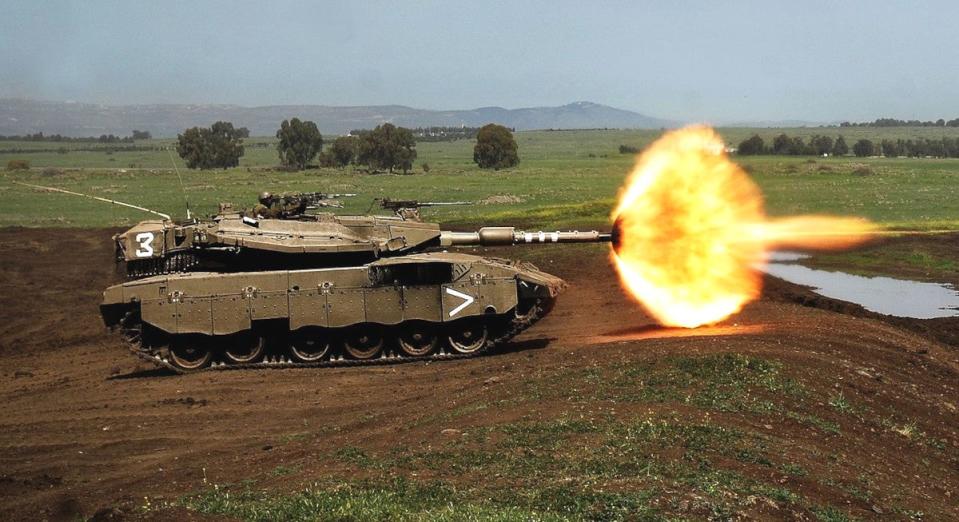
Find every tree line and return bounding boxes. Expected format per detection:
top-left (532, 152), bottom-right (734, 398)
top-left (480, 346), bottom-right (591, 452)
top-left (0, 144), bottom-right (161, 154)
top-left (176, 120), bottom-right (519, 172)
top-left (737, 134), bottom-right (850, 156)
top-left (840, 118), bottom-right (959, 128)
top-left (738, 133), bottom-right (959, 158)
top-left (0, 130), bottom-right (155, 142)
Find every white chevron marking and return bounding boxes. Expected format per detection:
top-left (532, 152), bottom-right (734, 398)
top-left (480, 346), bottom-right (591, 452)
top-left (446, 287), bottom-right (475, 317)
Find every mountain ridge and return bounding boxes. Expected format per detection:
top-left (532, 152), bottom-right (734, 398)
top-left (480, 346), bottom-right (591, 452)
top-left (0, 98), bottom-right (675, 137)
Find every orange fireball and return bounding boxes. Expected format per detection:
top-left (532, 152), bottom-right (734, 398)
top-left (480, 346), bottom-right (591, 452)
top-left (611, 126), bottom-right (874, 328)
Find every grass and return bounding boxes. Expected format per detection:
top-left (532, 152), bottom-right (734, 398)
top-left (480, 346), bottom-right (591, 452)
top-left (178, 478), bottom-right (575, 522)
top-left (803, 240), bottom-right (959, 283)
top-left (147, 351), bottom-right (951, 520)
top-left (0, 128), bottom-right (958, 231)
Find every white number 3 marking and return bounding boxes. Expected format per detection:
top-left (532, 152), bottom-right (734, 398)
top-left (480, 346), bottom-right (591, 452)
top-left (134, 232), bottom-right (155, 258)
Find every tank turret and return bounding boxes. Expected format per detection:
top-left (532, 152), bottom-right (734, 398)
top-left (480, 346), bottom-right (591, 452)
top-left (112, 212), bottom-right (611, 279)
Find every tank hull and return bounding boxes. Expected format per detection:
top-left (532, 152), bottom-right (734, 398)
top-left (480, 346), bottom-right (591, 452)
top-left (101, 252), bottom-right (565, 372)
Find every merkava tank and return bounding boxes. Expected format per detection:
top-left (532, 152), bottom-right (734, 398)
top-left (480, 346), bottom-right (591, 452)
top-left (98, 200), bottom-right (612, 372)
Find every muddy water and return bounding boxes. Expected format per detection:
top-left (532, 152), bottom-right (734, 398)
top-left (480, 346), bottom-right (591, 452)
top-left (763, 254), bottom-right (959, 319)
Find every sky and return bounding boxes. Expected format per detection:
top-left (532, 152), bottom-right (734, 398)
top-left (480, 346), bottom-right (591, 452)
top-left (2, 0), bottom-right (958, 123)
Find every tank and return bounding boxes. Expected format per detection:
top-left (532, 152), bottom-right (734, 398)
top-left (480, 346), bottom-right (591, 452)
top-left (100, 209), bottom-right (612, 372)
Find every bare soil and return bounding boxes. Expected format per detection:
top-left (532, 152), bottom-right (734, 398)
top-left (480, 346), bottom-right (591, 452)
top-left (0, 228), bottom-right (956, 520)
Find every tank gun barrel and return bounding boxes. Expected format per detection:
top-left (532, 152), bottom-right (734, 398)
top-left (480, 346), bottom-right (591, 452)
top-left (378, 198), bottom-right (471, 211)
top-left (440, 227), bottom-right (611, 247)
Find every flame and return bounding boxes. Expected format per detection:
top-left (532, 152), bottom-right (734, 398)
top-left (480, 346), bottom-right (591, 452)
top-left (611, 126), bottom-right (875, 328)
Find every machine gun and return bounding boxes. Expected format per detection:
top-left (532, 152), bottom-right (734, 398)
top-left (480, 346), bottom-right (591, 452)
top-left (300, 192), bottom-right (357, 210)
top-left (376, 198), bottom-right (471, 219)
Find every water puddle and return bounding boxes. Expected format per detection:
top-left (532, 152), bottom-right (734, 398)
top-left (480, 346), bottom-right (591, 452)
top-left (762, 253), bottom-right (959, 319)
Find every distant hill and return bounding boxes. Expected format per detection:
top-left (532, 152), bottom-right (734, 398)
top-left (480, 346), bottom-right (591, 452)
top-left (0, 99), bottom-right (675, 137)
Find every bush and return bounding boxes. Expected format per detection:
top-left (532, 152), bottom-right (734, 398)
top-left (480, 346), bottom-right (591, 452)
top-left (421, 162), bottom-right (431, 173)
top-left (618, 144), bottom-right (640, 154)
top-left (41, 167), bottom-right (64, 177)
top-left (6, 159), bottom-right (29, 171)
top-left (852, 165), bottom-right (875, 176)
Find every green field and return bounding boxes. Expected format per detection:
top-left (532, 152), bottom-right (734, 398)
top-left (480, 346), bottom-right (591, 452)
top-left (1, 128), bottom-right (959, 231)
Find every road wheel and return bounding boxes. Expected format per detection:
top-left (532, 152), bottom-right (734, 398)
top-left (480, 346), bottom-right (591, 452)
top-left (224, 334), bottom-right (265, 364)
top-left (397, 323), bottom-right (438, 357)
top-left (169, 336), bottom-right (213, 370)
top-left (290, 329), bottom-right (332, 362)
top-left (343, 327), bottom-right (384, 359)
top-left (447, 320), bottom-right (488, 354)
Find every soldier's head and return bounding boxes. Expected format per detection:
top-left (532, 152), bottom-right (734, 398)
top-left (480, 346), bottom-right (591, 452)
top-left (258, 191), bottom-right (272, 204)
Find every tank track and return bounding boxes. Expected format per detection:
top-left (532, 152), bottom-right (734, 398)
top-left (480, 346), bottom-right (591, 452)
top-left (116, 299), bottom-right (550, 374)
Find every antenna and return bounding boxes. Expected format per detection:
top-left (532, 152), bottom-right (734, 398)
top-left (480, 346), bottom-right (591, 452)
top-left (13, 181), bottom-right (172, 220)
top-left (168, 148), bottom-right (192, 220)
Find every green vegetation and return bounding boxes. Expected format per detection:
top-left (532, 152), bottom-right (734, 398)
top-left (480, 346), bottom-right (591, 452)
top-left (1, 128), bottom-right (957, 232)
top-left (176, 121), bottom-right (246, 169)
top-left (802, 240), bottom-right (959, 283)
top-left (324, 135), bottom-right (357, 168)
top-left (178, 479), bottom-right (572, 521)
top-left (275, 118), bottom-right (324, 170)
top-left (355, 123), bottom-right (417, 174)
top-left (473, 123), bottom-right (520, 169)
top-left (154, 352), bottom-right (931, 520)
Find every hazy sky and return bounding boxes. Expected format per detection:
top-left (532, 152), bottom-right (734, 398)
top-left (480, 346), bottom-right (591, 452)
top-left (2, 0), bottom-right (957, 123)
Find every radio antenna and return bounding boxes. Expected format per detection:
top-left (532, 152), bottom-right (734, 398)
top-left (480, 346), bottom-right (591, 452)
top-left (168, 148), bottom-right (192, 220)
top-left (13, 181), bottom-right (172, 220)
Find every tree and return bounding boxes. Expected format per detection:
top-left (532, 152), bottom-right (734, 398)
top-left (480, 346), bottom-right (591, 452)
top-left (317, 150), bottom-right (336, 168)
top-left (737, 134), bottom-right (764, 155)
top-left (131, 130), bottom-right (152, 140)
top-left (810, 135), bottom-right (833, 156)
top-left (473, 123), bottom-right (519, 169)
top-left (786, 136), bottom-right (806, 155)
top-left (880, 139), bottom-right (899, 158)
top-left (772, 133), bottom-right (791, 154)
top-left (328, 136), bottom-right (357, 167)
top-left (852, 139), bottom-right (875, 157)
top-left (176, 121), bottom-right (245, 169)
top-left (832, 136), bottom-right (849, 156)
top-left (276, 118), bottom-right (323, 170)
top-left (356, 123), bottom-right (417, 173)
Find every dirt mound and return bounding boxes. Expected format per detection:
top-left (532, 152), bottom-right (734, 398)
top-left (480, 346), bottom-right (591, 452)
top-left (0, 228), bottom-right (955, 520)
